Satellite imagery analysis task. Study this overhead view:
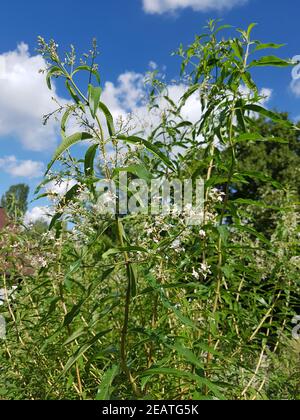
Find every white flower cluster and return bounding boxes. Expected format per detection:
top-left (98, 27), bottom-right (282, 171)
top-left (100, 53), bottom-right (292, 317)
top-left (209, 188), bottom-right (225, 203)
top-left (192, 263), bottom-right (212, 280)
top-left (0, 286), bottom-right (18, 306)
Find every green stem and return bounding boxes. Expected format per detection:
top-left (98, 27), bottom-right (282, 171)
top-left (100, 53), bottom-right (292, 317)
top-left (116, 217), bottom-right (142, 397)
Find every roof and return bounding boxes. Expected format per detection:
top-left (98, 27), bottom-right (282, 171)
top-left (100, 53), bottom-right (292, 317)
top-left (0, 207), bottom-right (8, 230)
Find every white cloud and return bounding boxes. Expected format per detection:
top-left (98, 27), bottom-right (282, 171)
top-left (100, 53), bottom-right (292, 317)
top-left (101, 71), bottom-right (201, 133)
top-left (290, 79), bottom-right (300, 97)
top-left (142, 0), bottom-right (247, 14)
top-left (46, 179), bottom-right (77, 196)
top-left (0, 155), bottom-right (44, 178)
top-left (259, 87), bottom-right (273, 105)
top-left (101, 72), bottom-right (146, 118)
top-left (0, 43), bottom-right (64, 151)
top-left (101, 71), bottom-right (272, 133)
top-left (24, 206), bottom-right (52, 225)
top-left (239, 85), bottom-right (273, 106)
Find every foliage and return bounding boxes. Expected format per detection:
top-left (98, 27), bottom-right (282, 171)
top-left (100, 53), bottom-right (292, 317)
top-left (1, 184), bottom-right (29, 220)
top-left (0, 21), bottom-right (299, 400)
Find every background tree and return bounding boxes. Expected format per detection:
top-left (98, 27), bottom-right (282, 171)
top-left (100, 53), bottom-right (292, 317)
top-left (232, 114), bottom-right (300, 235)
top-left (1, 184), bottom-right (29, 220)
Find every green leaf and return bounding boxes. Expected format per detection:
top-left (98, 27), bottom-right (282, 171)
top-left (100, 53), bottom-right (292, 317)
top-left (39, 297), bottom-right (60, 325)
top-left (63, 300), bottom-right (84, 328)
top-left (88, 84), bottom-right (102, 118)
top-left (213, 24), bottom-right (233, 35)
top-left (246, 23), bottom-right (258, 39)
top-left (62, 183), bottom-right (81, 204)
top-left (249, 56), bottom-right (293, 68)
top-left (113, 164), bottom-right (152, 181)
top-left (161, 295), bottom-right (198, 330)
top-left (46, 66), bottom-right (64, 90)
top-left (46, 132), bottom-right (94, 173)
top-left (175, 121), bottom-right (193, 129)
top-left (117, 135), bottom-right (175, 172)
top-left (96, 365), bottom-right (119, 400)
top-left (232, 198), bottom-right (282, 210)
top-left (234, 133), bottom-right (289, 144)
top-left (243, 105), bottom-right (293, 127)
top-left (236, 109), bottom-right (246, 132)
top-left (254, 43), bottom-right (285, 52)
top-left (65, 80), bottom-right (82, 104)
top-left (84, 143), bottom-right (98, 176)
top-left (62, 329), bottom-right (112, 374)
top-left (61, 107), bottom-right (74, 139)
top-left (102, 246), bottom-right (148, 259)
top-left (241, 72), bottom-right (257, 92)
top-left (141, 368), bottom-right (224, 399)
top-left (63, 328), bottom-right (86, 346)
top-left (180, 84), bottom-right (199, 106)
top-left (72, 65), bottom-right (100, 85)
top-left (234, 224), bottom-right (270, 245)
top-left (99, 102), bottom-right (115, 136)
top-left (172, 341), bottom-right (204, 369)
top-left (49, 212), bottom-right (63, 230)
top-left (127, 263), bottom-right (137, 298)
top-left (231, 39), bottom-right (243, 61)
top-left (238, 170), bottom-right (282, 189)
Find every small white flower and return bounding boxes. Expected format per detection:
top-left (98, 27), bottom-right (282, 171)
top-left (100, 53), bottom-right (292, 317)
top-left (199, 229), bottom-right (206, 239)
top-left (200, 262), bottom-right (212, 279)
top-left (170, 239), bottom-right (181, 251)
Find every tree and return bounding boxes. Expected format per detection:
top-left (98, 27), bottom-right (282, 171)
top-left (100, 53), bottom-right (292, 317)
top-left (1, 184), bottom-right (29, 220)
top-left (231, 114), bottom-right (300, 235)
top-left (234, 114), bottom-right (300, 199)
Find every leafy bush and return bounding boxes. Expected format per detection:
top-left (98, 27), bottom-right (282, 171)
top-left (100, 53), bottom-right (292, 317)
top-left (0, 21), bottom-right (299, 400)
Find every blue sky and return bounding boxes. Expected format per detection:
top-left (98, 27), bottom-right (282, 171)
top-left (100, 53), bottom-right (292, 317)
top-left (0, 0), bottom-right (300, 220)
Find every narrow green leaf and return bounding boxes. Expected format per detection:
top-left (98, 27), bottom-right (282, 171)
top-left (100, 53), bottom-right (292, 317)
top-left (127, 263), bottom-right (137, 298)
top-left (172, 341), bottom-right (204, 369)
top-left (65, 80), bottom-right (82, 104)
top-left (46, 132), bottom-right (94, 173)
top-left (96, 365), bottom-right (119, 400)
top-left (88, 84), bottom-right (102, 118)
top-left (236, 109), bottom-right (246, 132)
top-left (63, 329), bottom-right (112, 374)
top-left (63, 328), bottom-right (86, 346)
top-left (102, 246), bottom-right (148, 259)
top-left (46, 66), bottom-right (64, 90)
top-left (241, 72), bottom-right (257, 91)
top-left (246, 23), bottom-right (258, 39)
top-left (254, 43), bottom-right (285, 52)
top-left (113, 164), bottom-right (152, 181)
top-left (231, 39), bottom-right (243, 60)
top-left (84, 143), bottom-right (98, 176)
top-left (72, 65), bottom-right (101, 85)
top-left (249, 56), bottom-right (293, 68)
top-left (243, 105), bottom-right (293, 127)
top-left (63, 300), bottom-right (84, 328)
top-left (234, 224), bottom-right (270, 245)
top-left (99, 102), bottom-right (115, 136)
top-left (61, 107), bottom-right (74, 139)
top-left (141, 368), bottom-right (224, 399)
top-left (234, 133), bottom-right (289, 144)
top-left (49, 212), bottom-right (63, 230)
top-left (117, 135), bottom-right (175, 172)
top-left (180, 84), bottom-right (199, 106)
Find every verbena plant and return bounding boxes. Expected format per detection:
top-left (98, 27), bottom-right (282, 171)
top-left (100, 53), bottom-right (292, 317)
top-left (0, 21), bottom-right (299, 400)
